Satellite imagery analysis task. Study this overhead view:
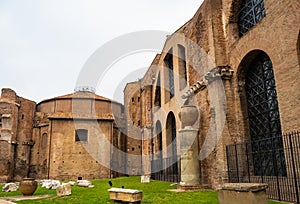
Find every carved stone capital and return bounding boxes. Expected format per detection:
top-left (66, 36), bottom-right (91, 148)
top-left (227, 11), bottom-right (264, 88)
top-left (218, 65), bottom-right (234, 80)
top-left (182, 65), bottom-right (234, 100)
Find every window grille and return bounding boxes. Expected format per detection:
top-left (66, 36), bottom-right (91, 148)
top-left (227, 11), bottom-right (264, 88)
top-left (245, 53), bottom-right (286, 176)
top-left (238, 0), bottom-right (265, 36)
top-left (165, 53), bottom-right (174, 98)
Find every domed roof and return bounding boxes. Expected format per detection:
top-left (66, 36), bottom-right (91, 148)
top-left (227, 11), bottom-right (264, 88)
top-left (53, 91), bottom-right (111, 101)
top-left (38, 91), bottom-right (113, 105)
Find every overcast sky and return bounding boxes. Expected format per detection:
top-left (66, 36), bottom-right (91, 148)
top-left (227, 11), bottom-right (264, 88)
top-left (0, 0), bottom-right (203, 103)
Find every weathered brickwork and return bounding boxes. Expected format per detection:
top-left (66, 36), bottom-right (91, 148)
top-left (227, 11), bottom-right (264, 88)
top-left (0, 88), bottom-right (36, 182)
top-left (124, 82), bottom-right (142, 175)
top-left (124, 0), bottom-right (299, 188)
top-left (0, 89), bottom-right (126, 182)
top-left (0, 0), bottom-right (298, 188)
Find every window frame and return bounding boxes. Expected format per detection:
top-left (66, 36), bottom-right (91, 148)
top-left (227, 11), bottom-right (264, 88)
top-left (75, 129), bottom-right (88, 142)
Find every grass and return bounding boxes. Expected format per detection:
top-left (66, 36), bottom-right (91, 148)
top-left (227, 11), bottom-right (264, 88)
top-left (0, 176), bottom-right (287, 204)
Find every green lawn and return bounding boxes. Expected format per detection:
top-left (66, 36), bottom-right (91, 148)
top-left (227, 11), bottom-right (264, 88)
top-left (0, 176), bottom-right (286, 204)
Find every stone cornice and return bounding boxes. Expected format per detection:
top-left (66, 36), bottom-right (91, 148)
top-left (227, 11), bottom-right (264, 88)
top-left (182, 66), bottom-right (233, 99)
top-left (47, 112), bottom-right (115, 121)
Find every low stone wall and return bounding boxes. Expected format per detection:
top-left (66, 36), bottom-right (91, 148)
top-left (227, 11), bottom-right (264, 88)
top-left (218, 183), bottom-right (268, 204)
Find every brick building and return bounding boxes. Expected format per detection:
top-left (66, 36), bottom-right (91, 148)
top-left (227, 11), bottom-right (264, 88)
top-left (0, 0), bottom-right (299, 198)
top-left (0, 88), bottom-right (126, 182)
top-left (124, 0), bottom-right (299, 189)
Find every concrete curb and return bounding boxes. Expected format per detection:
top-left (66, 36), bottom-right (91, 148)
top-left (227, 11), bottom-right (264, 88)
top-left (0, 199), bottom-right (16, 204)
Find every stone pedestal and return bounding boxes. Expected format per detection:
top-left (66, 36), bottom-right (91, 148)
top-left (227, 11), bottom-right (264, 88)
top-left (179, 128), bottom-right (200, 187)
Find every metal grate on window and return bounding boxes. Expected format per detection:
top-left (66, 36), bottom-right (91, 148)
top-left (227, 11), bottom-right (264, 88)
top-left (238, 0), bottom-right (266, 36)
top-left (245, 53), bottom-right (286, 176)
top-left (165, 53), bottom-right (175, 98)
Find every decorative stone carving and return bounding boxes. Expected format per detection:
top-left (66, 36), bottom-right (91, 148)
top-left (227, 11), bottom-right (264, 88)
top-left (182, 66), bottom-right (234, 99)
top-left (219, 66), bottom-right (234, 80)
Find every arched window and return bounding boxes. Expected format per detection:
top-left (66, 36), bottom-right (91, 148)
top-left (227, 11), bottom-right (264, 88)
top-left (166, 113), bottom-right (178, 175)
top-left (245, 52), bottom-right (286, 176)
top-left (156, 121), bottom-right (163, 158)
top-left (164, 50), bottom-right (174, 99)
top-left (154, 73), bottom-right (161, 107)
top-left (178, 45), bottom-right (187, 90)
top-left (238, 0), bottom-right (266, 36)
top-left (42, 133), bottom-right (48, 148)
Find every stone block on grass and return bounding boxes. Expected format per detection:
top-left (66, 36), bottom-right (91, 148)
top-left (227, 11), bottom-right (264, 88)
top-left (2, 183), bottom-right (18, 192)
top-left (41, 180), bottom-right (61, 189)
top-left (56, 183), bottom-right (72, 197)
top-left (108, 188), bottom-right (143, 203)
top-left (77, 180), bottom-right (92, 187)
top-left (218, 183), bottom-right (268, 204)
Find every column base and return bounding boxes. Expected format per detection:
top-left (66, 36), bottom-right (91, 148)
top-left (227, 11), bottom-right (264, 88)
top-left (178, 184), bottom-right (211, 191)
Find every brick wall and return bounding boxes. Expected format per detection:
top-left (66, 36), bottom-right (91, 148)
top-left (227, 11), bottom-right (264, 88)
top-left (124, 0), bottom-right (299, 188)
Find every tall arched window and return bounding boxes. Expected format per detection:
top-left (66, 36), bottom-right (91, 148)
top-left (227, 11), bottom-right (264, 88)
top-left (154, 73), bottom-right (161, 107)
top-left (154, 121), bottom-right (163, 172)
top-left (238, 0), bottom-right (265, 36)
top-left (164, 51), bottom-right (174, 99)
top-left (156, 121), bottom-right (163, 160)
top-left (166, 113), bottom-right (178, 175)
top-left (245, 52), bottom-right (286, 176)
top-left (178, 45), bottom-right (187, 90)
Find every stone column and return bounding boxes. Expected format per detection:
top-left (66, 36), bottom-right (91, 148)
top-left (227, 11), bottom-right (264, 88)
top-left (178, 105), bottom-right (201, 189)
top-left (179, 127), bottom-right (200, 186)
top-left (141, 127), bottom-right (151, 183)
